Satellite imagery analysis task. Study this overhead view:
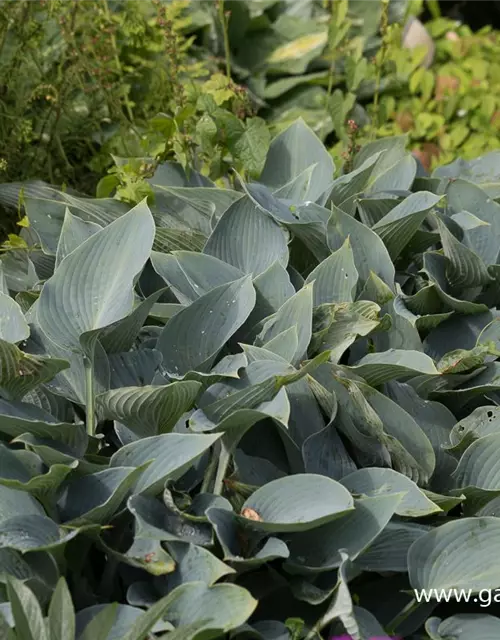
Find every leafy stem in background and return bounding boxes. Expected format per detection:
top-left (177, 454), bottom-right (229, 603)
top-left (371, 0), bottom-right (390, 139)
top-left (84, 355), bottom-right (96, 437)
top-left (218, 0), bottom-right (231, 79)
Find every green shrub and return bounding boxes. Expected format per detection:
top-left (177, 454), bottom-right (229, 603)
top-left (0, 0), bottom-right (210, 191)
top-left (364, 17), bottom-right (500, 170)
top-left (3, 120), bottom-right (500, 637)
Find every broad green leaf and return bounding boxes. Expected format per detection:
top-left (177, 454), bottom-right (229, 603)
top-left (238, 474), bottom-right (354, 533)
top-left (0, 294), bottom-right (29, 344)
top-left (327, 204), bottom-right (395, 290)
top-left (452, 433), bottom-right (500, 511)
top-left (96, 381), bottom-right (201, 438)
top-left (157, 276), bottom-right (255, 377)
top-left (409, 517), bottom-right (500, 590)
top-left (305, 239), bottom-right (358, 306)
top-left (341, 468), bottom-right (441, 517)
top-left (110, 433), bottom-right (221, 495)
top-left (226, 117), bottom-right (271, 178)
top-left (204, 196), bottom-right (288, 277)
top-left (37, 202), bottom-right (155, 351)
top-left (372, 192), bottom-right (442, 259)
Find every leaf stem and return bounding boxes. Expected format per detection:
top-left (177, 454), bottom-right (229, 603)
top-left (201, 442), bottom-right (220, 493)
top-left (84, 355), bottom-right (96, 437)
top-left (386, 597), bottom-right (421, 635)
top-left (218, 0), bottom-right (231, 79)
top-left (213, 440), bottom-right (231, 495)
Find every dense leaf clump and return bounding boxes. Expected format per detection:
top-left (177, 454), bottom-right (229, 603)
top-left (4, 120), bottom-right (500, 638)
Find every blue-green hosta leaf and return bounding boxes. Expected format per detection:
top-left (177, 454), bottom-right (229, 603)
top-left (260, 119), bottom-right (334, 201)
top-left (247, 262), bottom-right (295, 332)
top-left (0, 513), bottom-right (86, 552)
top-left (0, 294), bottom-right (29, 344)
top-left (37, 202), bottom-right (155, 351)
top-left (305, 239), bottom-right (358, 306)
top-left (124, 581), bottom-right (257, 640)
top-left (76, 603), bottom-right (173, 640)
top-left (0, 339), bottom-right (69, 400)
top-left (327, 204), bottom-right (395, 290)
top-left (426, 614), bottom-right (500, 640)
top-left (97, 290), bottom-right (165, 354)
top-left (163, 541), bottom-right (235, 590)
top-left (0, 445), bottom-right (77, 500)
top-left (372, 192), bottom-right (442, 259)
top-left (309, 301), bottom-right (380, 364)
top-left (23, 192), bottom-right (129, 255)
top-left (7, 576), bottom-right (47, 640)
top-left (436, 217), bottom-right (492, 289)
top-left (48, 578), bottom-right (75, 640)
top-left (101, 536), bottom-right (175, 577)
top-left (356, 521), bottom-right (429, 573)
top-left (316, 369), bottom-right (435, 484)
top-left (408, 517), bottom-right (500, 590)
top-left (348, 349), bottom-right (439, 386)
top-left (262, 326), bottom-right (299, 362)
top-left (341, 468), bottom-right (441, 517)
top-left (447, 407), bottom-right (500, 457)
top-left (302, 421), bottom-right (357, 481)
top-left (55, 209), bottom-right (101, 268)
top-left (206, 507), bottom-right (289, 569)
top-left (96, 381), bottom-right (201, 438)
top-left (384, 382), bottom-right (457, 492)
top-left (452, 433), bottom-right (500, 510)
top-left (325, 153), bottom-right (381, 211)
top-left (110, 433), bottom-right (221, 495)
top-left (153, 227), bottom-right (206, 253)
top-left (357, 196), bottom-right (402, 227)
top-left (256, 283), bottom-right (313, 366)
top-left (433, 362), bottom-right (500, 407)
top-left (354, 135), bottom-right (408, 179)
top-left (368, 154), bottom-right (417, 194)
top-left (447, 179), bottom-right (500, 263)
top-left (157, 276), bottom-right (255, 377)
top-left (237, 474), bottom-right (354, 533)
top-left (309, 552), bottom-right (359, 640)
top-left (286, 493), bottom-right (404, 573)
top-left (422, 252), bottom-right (488, 314)
top-left (151, 250), bottom-right (243, 305)
top-left (204, 196), bottom-right (288, 276)
top-left (128, 493), bottom-right (217, 546)
top-left (58, 466), bottom-right (144, 525)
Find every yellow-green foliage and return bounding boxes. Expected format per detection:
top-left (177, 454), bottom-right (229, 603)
top-left (364, 18), bottom-right (500, 170)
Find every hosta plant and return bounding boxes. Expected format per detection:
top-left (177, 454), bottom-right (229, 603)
top-left (5, 121), bottom-right (500, 638)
